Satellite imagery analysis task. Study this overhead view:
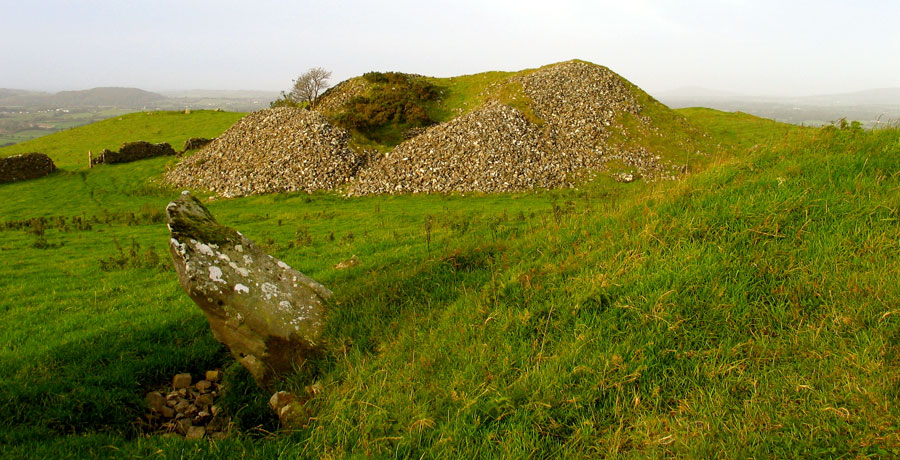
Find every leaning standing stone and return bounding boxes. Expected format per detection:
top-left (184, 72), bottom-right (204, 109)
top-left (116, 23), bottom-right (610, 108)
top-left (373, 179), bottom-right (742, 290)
top-left (165, 191), bottom-right (332, 387)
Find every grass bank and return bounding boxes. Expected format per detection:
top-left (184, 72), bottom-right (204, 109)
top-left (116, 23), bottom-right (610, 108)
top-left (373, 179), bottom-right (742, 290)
top-left (0, 110), bottom-right (898, 458)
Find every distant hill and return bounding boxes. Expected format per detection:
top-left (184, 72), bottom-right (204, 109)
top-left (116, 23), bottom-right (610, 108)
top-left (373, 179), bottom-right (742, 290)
top-left (160, 89), bottom-right (280, 112)
top-left (0, 87), bottom-right (165, 109)
top-left (0, 110), bottom-right (246, 168)
top-left (0, 87), bottom-right (276, 112)
top-left (0, 86), bottom-right (273, 146)
top-left (0, 88), bottom-right (48, 99)
top-left (658, 87), bottom-right (900, 127)
top-left (656, 86), bottom-right (745, 101)
top-left (51, 87), bottom-right (166, 107)
top-left (659, 86), bottom-right (900, 107)
top-left (161, 89), bottom-right (279, 100)
top-left (794, 88), bottom-right (900, 107)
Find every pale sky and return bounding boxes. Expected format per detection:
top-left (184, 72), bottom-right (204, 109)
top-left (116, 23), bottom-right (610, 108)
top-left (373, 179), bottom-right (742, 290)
top-left (1, 0), bottom-right (898, 97)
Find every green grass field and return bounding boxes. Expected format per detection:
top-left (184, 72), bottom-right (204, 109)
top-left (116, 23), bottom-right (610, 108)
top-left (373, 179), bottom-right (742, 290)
top-left (0, 108), bottom-right (136, 147)
top-left (0, 110), bottom-right (246, 169)
top-left (0, 105), bottom-right (898, 458)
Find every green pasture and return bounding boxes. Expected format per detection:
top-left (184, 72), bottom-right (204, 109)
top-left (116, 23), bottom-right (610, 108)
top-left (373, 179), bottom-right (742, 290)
top-left (0, 106), bottom-right (898, 458)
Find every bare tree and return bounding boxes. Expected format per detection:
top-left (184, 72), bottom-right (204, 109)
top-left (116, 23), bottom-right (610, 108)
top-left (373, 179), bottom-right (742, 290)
top-left (289, 67), bottom-right (332, 110)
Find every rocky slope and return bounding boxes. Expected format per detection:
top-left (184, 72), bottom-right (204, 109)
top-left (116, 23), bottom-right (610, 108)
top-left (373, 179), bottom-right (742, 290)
top-left (166, 108), bottom-right (363, 197)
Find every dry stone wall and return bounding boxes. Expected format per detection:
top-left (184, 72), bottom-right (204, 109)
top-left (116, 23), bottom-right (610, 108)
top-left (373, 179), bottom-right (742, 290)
top-left (0, 153), bottom-right (56, 183)
top-left (93, 141), bottom-right (176, 165)
top-left (182, 137), bottom-right (215, 151)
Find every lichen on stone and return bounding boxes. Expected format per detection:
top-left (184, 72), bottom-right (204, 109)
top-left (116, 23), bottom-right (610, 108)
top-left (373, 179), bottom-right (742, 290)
top-left (166, 194), bottom-right (242, 246)
top-left (166, 191), bottom-right (332, 388)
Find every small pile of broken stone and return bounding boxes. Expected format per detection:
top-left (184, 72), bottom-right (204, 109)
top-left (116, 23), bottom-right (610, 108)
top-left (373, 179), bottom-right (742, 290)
top-left (165, 108), bottom-right (364, 197)
top-left (141, 370), bottom-right (232, 439)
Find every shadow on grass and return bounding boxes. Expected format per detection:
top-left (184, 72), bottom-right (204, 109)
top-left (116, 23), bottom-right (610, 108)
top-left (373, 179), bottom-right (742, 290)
top-left (0, 315), bottom-right (225, 438)
top-left (321, 242), bottom-right (501, 354)
top-left (0, 242), bottom-right (501, 444)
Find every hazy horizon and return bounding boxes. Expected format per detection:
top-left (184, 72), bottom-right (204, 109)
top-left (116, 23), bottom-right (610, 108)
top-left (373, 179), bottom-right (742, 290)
top-left (3, 0), bottom-right (899, 97)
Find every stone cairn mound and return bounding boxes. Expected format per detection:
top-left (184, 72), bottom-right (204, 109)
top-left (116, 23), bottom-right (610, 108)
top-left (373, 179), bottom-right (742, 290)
top-left (166, 108), bottom-right (364, 197)
top-left (0, 152), bottom-right (56, 183)
top-left (351, 60), bottom-right (672, 195)
top-left (140, 370), bottom-right (232, 439)
top-left (92, 141), bottom-right (176, 166)
top-left (515, 62), bottom-right (671, 180)
top-left (515, 61), bottom-right (640, 154)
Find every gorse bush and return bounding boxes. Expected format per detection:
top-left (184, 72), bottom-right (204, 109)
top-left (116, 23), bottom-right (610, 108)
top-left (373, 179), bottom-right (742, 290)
top-left (331, 72), bottom-right (439, 144)
top-left (361, 72), bottom-right (438, 101)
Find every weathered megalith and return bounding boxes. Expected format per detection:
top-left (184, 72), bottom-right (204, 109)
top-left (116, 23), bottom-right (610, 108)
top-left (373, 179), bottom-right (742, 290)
top-left (165, 191), bottom-right (331, 387)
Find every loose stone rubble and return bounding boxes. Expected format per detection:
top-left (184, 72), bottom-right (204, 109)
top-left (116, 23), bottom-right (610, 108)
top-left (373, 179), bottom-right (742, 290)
top-left (269, 391), bottom-right (309, 429)
top-left (515, 60), bottom-right (641, 156)
top-left (351, 102), bottom-right (555, 194)
top-left (166, 191), bottom-right (332, 387)
top-left (166, 108), bottom-right (363, 197)
top-left (140, 370), bottom-right (232, 439)
top-left (333, 255), bottom-right (360, 270)
top-left (0, 153), bottom-right (56, 183)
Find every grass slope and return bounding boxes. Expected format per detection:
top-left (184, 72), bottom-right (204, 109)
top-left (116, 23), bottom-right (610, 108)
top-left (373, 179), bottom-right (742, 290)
top-left (0, 110), bottom-right (246, 169)
top-left (1, 107), bottom-right (899, 458)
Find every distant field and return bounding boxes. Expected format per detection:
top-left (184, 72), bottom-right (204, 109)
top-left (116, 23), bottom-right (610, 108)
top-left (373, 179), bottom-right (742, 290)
top-left (0, 108), bottom-right (135, 146)
top-left (0, 105), bottom-right (898, 458)
top-left (0, 110), bottom-right (246, 168)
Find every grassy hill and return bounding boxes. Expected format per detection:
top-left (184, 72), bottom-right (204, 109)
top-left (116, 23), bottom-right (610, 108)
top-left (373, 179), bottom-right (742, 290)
top-left (0, 97), bottom-right (898, 459)
top-left (0, 110), bottom-right (246, 169)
